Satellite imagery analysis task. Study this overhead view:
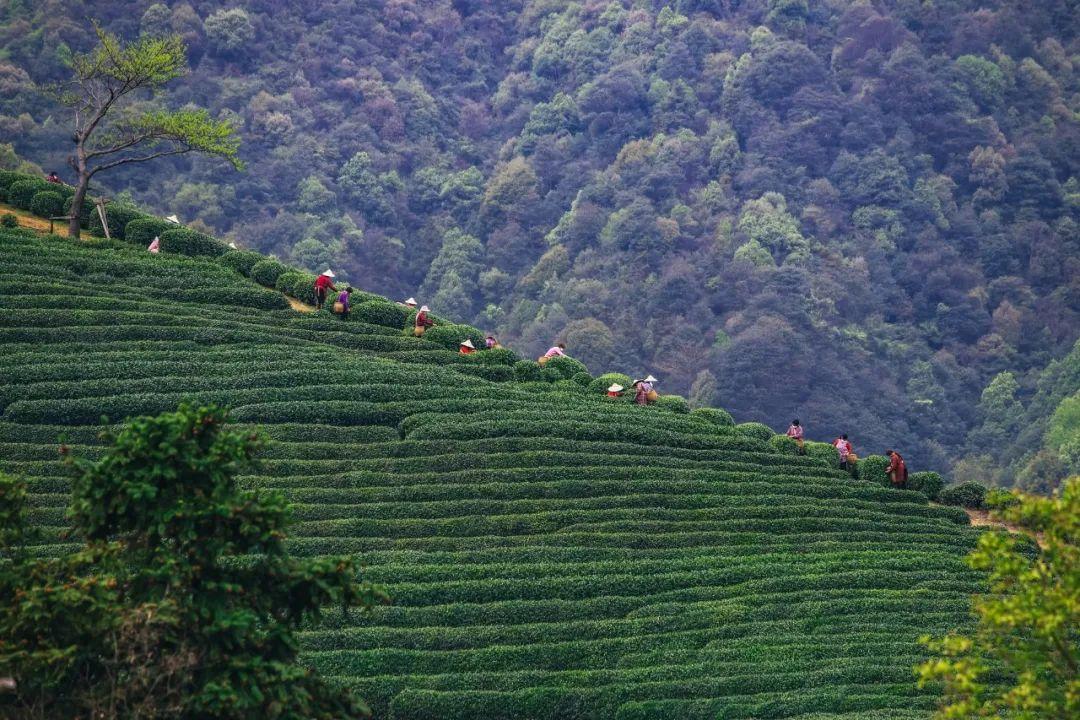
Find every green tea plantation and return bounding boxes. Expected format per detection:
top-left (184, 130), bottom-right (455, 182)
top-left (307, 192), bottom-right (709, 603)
top-left (0, 228), bottom-right (985, 719)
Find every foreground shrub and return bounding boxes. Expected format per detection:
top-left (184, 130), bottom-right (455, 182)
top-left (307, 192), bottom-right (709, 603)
top-left (29, 191), bottom-right (65, 218)
top-left (858, 454), bottom-right (890, 486)
top-left (734, 422), bottom-right (774, 442)
top-left (918, 478), bottom-right (1078, 718)
top-left (907, 471), bottom-right (944, 501)
top-left (124, 217), bottom-right (176, 247)
top-left (0, 404), bottom-right (391, 718)
top-left (88, 203), bottom-right (147, 241)
top-left (6, 179), bottom-right (50, 210)
top-left (570, 371), bottom-right (592, 386)
top-left (691, 407), bottom-right (734, 427)
top-left (217, 249), bottom-right (264, 277)
top-left (159, 228), bottom-right (227, 257)
top-left (939, 481), bottom-right (987, 509)
top-left (251, 259), bottom-right (290, 287)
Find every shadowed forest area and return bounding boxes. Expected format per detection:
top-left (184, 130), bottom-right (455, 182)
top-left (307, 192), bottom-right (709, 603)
top-left (1, 0), bottom-right (1077, 488)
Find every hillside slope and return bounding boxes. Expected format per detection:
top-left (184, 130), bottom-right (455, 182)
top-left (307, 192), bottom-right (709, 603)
top-left (0, 228), bottom-right (987, 719)
top-left (3, 0), bottom-right (1077, 480)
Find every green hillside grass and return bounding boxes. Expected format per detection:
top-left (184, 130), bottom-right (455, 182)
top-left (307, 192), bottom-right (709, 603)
top-left (0, 227), bottom-right (984, 719)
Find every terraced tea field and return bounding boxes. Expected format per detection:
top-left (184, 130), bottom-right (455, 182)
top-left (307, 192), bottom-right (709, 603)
top-left (0, 229), bottom-right (984, 719)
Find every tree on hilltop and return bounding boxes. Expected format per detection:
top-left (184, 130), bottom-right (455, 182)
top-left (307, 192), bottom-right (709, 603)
top-left (53, 23), bottom-right (241, 239)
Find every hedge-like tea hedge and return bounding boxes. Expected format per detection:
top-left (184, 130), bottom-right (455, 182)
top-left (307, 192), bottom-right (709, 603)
top-left (0, 225), bottom-right (984, 720)
top-left (124, 217), bottom-right (176, 247)
top-left (160, 228), bottom-right (228, 257)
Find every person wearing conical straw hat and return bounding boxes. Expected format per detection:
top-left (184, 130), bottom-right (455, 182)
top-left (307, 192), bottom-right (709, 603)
top-left (606, 383), bottom-right (624, 398)
top-left (634, 375), bottom-right (658, 405)
top-left (414, 304), bottom-right (435, 337)
top-left (398, 296), bottom-right (417, 309)
top-left (313, 269), bottom-right (337, 310)
top-left (459, 339), bottom-right (476, 355)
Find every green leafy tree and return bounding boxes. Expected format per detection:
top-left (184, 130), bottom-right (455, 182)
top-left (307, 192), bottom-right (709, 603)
top-left (689, 369), bottom-right (719, 409)
top-left (204, 8), bottom-right (255, 55)
top-left (54, 23), bottom-right (241, 238)
top-left (918, 478), bottom-right (1079, 718)
top-left (0, 405), bottom-right (388, 719)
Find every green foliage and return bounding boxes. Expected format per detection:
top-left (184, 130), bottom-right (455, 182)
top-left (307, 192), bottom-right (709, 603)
top-left (251, 258), bottom-right (291, 287)
top-left (691, 407), bottom-right (735, 428)
top-left (588, 372), bottom-right (633, 394)
top-left (734, 422), bottom-right (774, 442)
top-left (421, 323), bottom-right (486, 353)
top-left (88, 203), bottom-right (148, 241)
top-left (939, 481), bottom-right (988, 510)
top-left (123, 217), bottom-right (176, 247)
top-left (907, 471), bottom-right (944, 501)
top-left (0, 213), bottom-right (16, 228)
top-left (6, 179), bottom-right (50, 210)
top-left (655, 394), bottom-right (690, 414)
top-left (0, 405), bottom-right (388, 718)
top-left (218, 248), bottom-right (265, 277)
top-left (353, 301), bottom-right (409, 329)
top-left (544, 354), bottom-right (588, 380)
top-left (29, 190), bottom-right (65, 218)
top-left (918, 479), bottom-right (1079, 718)
top-left (513, 360), bottom-right (544, 382)
top-left (858, 455), bottom-right (891, 487)
top-left (159, 227), bottom-right (227, 257)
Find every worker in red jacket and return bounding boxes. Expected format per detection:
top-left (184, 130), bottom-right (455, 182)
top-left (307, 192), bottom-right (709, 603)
top-left (885, 450), bottom-right (908, 488)
top-left (313, 270), bottom-right (337, 310)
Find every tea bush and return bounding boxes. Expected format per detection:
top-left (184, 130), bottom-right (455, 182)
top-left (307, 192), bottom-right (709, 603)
top-left (859, 454), bottom-right (891, 487)
top-left (907, 471), bottom-right (944, 501)
top-left (691, 407), bottom-right (734, 427)
top-left (588, 372), bottom-right (633, 394)
top-left (124, 217), bottom-right (176, 247)
top-left (734, 422), bottom-right (774, 442)
top-left (87, 204), bottom-right (148, 240)
top-left (250, 258), bottom-right (290, 287)
top-left (217, 249), bottom-right (265, 277)
top-left (29, 190), bottom-right (65, 218)
top-left (7, 179), bottom-right (51, 210)
top-left (353, 300), bottom-right (409, 328)
top-left (160, 228), bottom-right (228, 257)
top-left (939, 481), bottom-right (987, 509)
top-left (544, 355), bottom-right (589, 380)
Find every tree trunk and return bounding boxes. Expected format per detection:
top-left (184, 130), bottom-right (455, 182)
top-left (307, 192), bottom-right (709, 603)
top-left (67, 136), bottom-right (89, 239)
top-left (68, 175), bottom-right (89, 239)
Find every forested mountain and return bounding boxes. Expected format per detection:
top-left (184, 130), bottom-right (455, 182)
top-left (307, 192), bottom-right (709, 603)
top-left (2, 0), bottom-right (1077, 486)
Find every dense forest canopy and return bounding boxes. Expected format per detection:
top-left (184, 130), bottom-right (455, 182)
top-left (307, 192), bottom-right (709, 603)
top-left (2, 0), bottom-right (1077, 487)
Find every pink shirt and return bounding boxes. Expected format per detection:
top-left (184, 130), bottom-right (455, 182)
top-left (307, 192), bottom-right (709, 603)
top-left (147, 238), bottom-right (160, 254)
top-left (544, 346), bottom-right (566, 358)
top-left (833, 438), bottom-right (852, 457)
top-left (786, 425), bottom-right (803, 440)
